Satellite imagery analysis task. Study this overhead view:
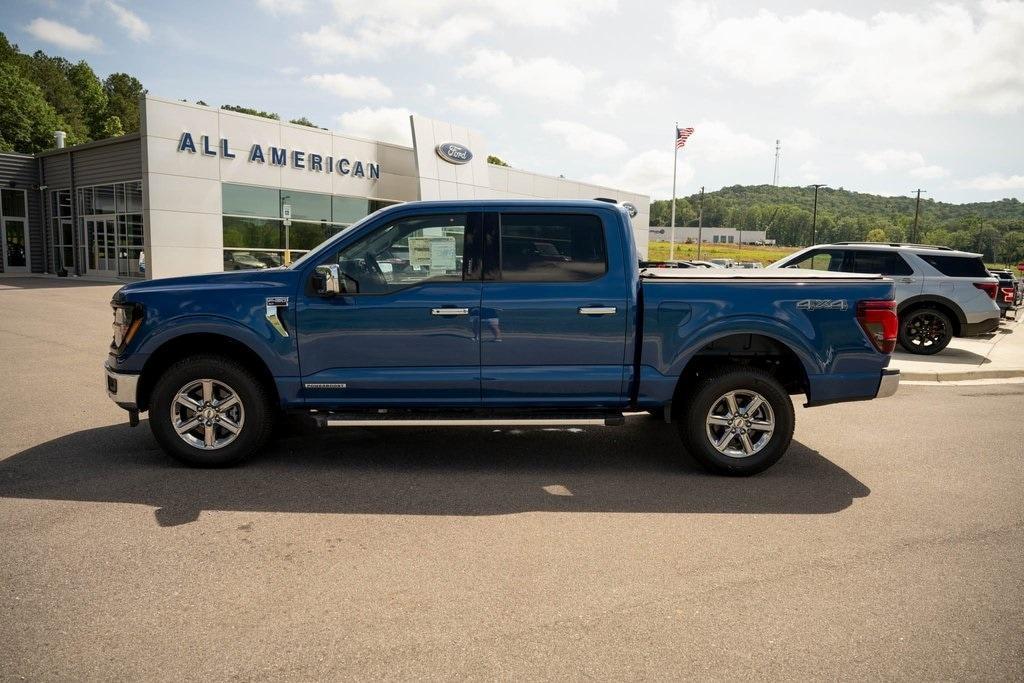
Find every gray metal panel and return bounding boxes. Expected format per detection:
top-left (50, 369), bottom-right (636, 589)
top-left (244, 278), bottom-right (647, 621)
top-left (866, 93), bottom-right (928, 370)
top-left (73, 138), bottom-right (143, 186)
top-left (0, 153), bottom-right (44, 273)
top-left (42, 154), bottom-right (71, 189)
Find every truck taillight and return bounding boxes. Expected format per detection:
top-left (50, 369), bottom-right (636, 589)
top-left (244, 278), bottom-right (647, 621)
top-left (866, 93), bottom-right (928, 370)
top-left (857, 300), bottom-right (897, 354)
top-left (974, 282), bottom-right (998, 299)
top-left (1001, 287), bottom-right (1014, 302)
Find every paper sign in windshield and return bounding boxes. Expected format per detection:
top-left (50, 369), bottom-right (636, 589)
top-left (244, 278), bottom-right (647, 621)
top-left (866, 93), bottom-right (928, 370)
top-left (409, 236), bottom-right (457, 271)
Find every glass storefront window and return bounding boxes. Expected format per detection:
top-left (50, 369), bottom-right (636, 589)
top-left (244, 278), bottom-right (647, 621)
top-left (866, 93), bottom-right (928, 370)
top-left (332, 196), bottom-right (370, 224)
top-left (115, 184), bottom-right (126, 213)
top-left (289, 222), bottom-right (333, 251)
top-left (126, 181), bottom-right (142, 212)
top-left (1, 189), bottom-right (27, 217)
top-left (282, 191), bottom-right (331, 222)
top-left (79, 187), bottom-right (94, 215)
top-left (223, 216), bottom-right (285, 250)
top-left (94, 184), bottom-right (116, 214)
top-left (222, 183), bottom-right (280, 218)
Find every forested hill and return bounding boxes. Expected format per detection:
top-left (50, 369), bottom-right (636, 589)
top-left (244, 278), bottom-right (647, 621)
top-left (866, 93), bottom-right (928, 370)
top-left (649, 185), bottom-right (1024, 262)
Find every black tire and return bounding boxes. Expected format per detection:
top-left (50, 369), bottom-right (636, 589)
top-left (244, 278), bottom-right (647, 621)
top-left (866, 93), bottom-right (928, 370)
top-left (677, 367), bottom-right (795, 476)
top-left (149, 354), bottom-right (275, 467)
top-left (898, 308), bottom-right (952, 355)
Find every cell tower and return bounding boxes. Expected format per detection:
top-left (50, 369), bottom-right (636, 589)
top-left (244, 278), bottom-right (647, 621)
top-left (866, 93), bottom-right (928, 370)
top-left (772, 139), bottom-right (781, 186)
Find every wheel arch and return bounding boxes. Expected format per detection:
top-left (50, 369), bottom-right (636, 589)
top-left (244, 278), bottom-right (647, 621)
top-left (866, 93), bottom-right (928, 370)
top-left (670, 332), bottom-right (811, 409)
top-left (898, 295), bottom-right (964, 336)
top-left (136, 332), bottom-right (279, 412)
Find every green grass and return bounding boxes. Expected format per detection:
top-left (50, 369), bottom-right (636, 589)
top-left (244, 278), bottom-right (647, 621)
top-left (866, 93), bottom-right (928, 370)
top-left (646, 241), bottom-right (800, 266)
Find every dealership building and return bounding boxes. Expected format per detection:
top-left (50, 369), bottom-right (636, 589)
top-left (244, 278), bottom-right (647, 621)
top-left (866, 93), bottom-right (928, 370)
top-left (0, 95), bottom-right (650, 280)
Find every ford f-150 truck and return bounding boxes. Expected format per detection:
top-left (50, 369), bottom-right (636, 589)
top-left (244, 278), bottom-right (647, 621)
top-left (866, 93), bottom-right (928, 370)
top-left (105, 200), bottom-right (899, 475)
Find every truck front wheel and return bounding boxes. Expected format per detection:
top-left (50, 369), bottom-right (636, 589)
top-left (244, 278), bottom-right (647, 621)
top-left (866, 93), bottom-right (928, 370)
top-left (677, 367), bottom-right (795, 476)
top-left (149, 354), bottom-right (276, 467)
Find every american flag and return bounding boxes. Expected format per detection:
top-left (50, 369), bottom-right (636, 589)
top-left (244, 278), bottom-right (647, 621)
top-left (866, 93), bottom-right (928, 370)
top-left (676, 126), bottom-right (695, 149)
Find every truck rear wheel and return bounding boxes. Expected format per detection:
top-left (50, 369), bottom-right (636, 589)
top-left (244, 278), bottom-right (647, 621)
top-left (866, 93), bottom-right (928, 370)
top-left (149, 354), bottom-right (275, 467)
top-left (677, 367), bottom-right (795, 476)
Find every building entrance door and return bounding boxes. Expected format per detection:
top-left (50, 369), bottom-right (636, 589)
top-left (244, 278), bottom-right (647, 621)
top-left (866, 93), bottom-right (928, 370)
top-left (1, 219), bottom-right (29, 272)
top-left (86, 217), bottom-right (118, 276)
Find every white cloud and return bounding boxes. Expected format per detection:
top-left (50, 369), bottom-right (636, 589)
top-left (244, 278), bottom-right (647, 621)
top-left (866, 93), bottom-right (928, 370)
top-left (302, 73), bottom-right (392, 101)
top-left (671, 1), bottom-right (1024, 114)
top-left (422, 83), bottom-right (437, 97)
top-left (589, 149), bottom-right (694, 198)
top-left (542, 120), bottom-right (627, 157)
top-left (447, 95), bottom-right (499, 117)
top-left (686, 120), bottom-right (769, 162)
top-left (256, 0), bottom-right (305, 15)
top-left (602, 78), bottom-right (669, 115)
top-left (957, 173), bottom-right (1024, 191)
top-left (336, 107), bottom-right (412, 145)
top-left (909, 164), bottom-right (951, 179)
top-left (858, 149), bottom-right (926, 173)
top-left (105, 2), bottom-right (151, 42)
top-left (276, 66), bottom-right (300, 76)
top-left (458, 49), bottom-right (593, 101)
top-left (785, 128), bottom-right (819, 152)
top-left (25, 18), bottom-right (101, 51)
top-left (303, 1), bottom-right (616, 60)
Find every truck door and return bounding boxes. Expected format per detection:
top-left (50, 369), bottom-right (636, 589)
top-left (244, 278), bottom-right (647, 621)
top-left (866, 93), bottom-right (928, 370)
top-left (296, 211), bottom-right (482, 407)
top-left (479, 210), bottom-right (630, 407)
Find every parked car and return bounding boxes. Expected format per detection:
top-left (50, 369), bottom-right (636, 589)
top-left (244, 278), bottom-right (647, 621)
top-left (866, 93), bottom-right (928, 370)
top-left (640, 260), bottom-right (698, 269)
top-left (105, 200), bottom-right (899, 476)
top-left (989, 269), bottom-right (1020, 317)
top-left (709, 258), bottom-right (735, 268)
top-left (735, 262), bottom-right (763, 269)
top-left (770, 242), bottom-right (1000, 355)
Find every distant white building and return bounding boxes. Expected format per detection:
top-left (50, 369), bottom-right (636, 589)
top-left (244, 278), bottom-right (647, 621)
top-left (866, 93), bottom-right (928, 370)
top-left (648, 226), bottom-right (769, 245)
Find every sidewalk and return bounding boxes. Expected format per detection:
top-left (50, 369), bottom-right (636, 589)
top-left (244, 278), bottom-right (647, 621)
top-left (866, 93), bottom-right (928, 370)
top-left (890, 313), bottom-right (1024, 381)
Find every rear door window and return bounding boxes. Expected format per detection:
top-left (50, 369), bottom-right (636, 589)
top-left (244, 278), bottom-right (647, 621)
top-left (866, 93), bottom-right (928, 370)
top-left (918, 255), bottom-right (989, 277)
top-left (851, 251), bottom-right (914, 276)
top-left (498, 214), bottom-right (607, 282)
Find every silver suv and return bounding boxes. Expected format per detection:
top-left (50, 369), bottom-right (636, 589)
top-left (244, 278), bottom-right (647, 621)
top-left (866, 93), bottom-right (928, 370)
top-left (771, 243), bottom-right (1000, 355)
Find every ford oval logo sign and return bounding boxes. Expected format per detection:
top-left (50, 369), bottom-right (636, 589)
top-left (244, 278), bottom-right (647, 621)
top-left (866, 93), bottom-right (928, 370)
top-left (435, 142), bottom-right (473, 165)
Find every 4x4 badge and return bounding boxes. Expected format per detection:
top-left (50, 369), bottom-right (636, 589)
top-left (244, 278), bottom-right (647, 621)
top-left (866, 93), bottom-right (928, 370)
top-left (796, 299), bottom-right (848, 311)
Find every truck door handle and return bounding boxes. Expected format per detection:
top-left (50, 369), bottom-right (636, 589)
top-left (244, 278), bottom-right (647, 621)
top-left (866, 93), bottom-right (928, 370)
top-left (431, 307), bottom-right (470, 316)
top-left (578, 306), bottom-right (617, 316)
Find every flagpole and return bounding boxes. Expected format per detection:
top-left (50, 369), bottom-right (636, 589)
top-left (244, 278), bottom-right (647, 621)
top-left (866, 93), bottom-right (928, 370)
top-left (669, 122), bottom-right (678, 261)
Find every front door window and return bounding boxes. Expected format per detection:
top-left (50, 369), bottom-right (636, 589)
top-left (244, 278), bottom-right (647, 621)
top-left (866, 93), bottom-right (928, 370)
top-left (1, 188), bottom-right (28, 272)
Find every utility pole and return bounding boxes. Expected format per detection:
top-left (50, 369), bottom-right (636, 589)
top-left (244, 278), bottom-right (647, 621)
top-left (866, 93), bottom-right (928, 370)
top-left (696, 186), bottom-right (705, 260)
top-left (772, 139), bottom-right (781, 186)
top-left (809, 183), bottom-right (827, 246)
top-left (911, 189), bottom-right (927, 243)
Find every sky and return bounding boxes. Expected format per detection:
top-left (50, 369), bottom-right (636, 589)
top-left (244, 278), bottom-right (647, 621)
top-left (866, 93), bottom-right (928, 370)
top-left (2, 0), bottom-right (1023, 204)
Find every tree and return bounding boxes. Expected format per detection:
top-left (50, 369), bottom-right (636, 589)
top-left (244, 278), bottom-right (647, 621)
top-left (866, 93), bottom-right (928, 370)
top-left (0, 62), bottom-right (68, 152)
top-left (998, 231), bottom-right (1024, 266)
top-left (865, 228), bottom-right (887, 242)
top-left (101, 115), bottom-right (125, 138)
top-left (67, 61), bottom-right (107, 139)
top-left (104, 73), bottom-right (146, 133)
top-left (885, 224), bottom-right (907, 243)
top-left (487, 154), bottom-right (509, 167)
top-left (289, 116), bottom-right (318, 127)
top-left (26, 50), bottom-right (87, 142)
top-left (222, 104), bottom-right (279, 120)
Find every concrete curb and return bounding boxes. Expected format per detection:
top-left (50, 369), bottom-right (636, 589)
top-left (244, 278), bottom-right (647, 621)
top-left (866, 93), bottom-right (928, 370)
top-left (899, 367), bottom-right (1024, 382)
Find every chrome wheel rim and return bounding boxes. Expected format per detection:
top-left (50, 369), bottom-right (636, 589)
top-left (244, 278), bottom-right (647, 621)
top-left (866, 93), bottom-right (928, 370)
top-left (705, 389), bottom-right (775, 459)
top-left (904, 312), bottom-right (946, 348)
top-left (170, 379), bottom-right (245, 450)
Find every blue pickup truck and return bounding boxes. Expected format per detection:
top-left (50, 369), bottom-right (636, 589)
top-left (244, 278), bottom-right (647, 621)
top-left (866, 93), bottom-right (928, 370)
top-left (105, 200), bottom-right (899, 475)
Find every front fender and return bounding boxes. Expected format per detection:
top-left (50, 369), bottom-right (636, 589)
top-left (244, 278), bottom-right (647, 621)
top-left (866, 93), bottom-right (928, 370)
top-left (119, 314), bottom-right (298, 377)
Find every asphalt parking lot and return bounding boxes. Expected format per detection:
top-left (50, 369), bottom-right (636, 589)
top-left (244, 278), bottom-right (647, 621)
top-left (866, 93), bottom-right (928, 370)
top-left (1, 277), bottom-right (1022, 680)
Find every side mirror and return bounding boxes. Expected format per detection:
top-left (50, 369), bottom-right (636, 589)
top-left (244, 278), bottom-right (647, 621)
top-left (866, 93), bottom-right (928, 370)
top-left (314, 264), bottom-right (342, 295)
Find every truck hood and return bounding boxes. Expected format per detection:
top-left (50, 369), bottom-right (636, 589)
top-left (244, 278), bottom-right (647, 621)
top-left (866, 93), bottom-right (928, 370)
top-left (113, 268), bottom-right (300, 302)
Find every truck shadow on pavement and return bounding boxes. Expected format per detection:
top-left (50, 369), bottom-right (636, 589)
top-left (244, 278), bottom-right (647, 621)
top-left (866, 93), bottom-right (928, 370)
top-left (0, 418), bottom-right (870, 527)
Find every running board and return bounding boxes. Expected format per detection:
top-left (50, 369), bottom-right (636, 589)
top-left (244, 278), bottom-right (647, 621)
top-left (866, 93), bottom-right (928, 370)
top-left (313, 410), bottom-right (626, 428)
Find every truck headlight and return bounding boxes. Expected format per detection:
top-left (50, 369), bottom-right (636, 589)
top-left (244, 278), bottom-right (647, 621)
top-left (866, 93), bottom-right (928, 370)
top-left (111, 302), bottom-right (143, 352)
